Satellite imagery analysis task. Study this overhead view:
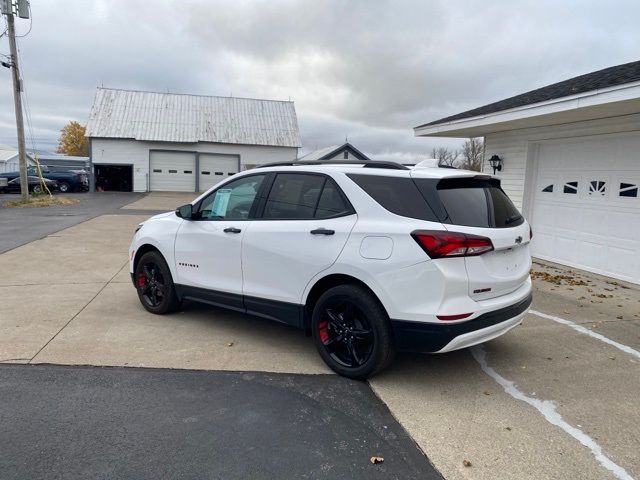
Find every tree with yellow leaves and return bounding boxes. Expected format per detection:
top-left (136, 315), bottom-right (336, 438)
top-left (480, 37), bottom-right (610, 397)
top-left (56, 121), bottom-right (89, 156)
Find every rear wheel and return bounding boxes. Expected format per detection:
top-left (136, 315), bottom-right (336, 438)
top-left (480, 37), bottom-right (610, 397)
top-left (134, 251), bottom-right (181, 314)
top-left (32, 184), bottom-right (43, 194)
top-left (311, 284), bottom-right (395, 379)
top-left (57, 181), bottom-right (70, 193)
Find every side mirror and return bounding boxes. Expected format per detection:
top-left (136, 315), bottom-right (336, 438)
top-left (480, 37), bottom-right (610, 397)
top-left (175, 204), bottom-right (193, 219)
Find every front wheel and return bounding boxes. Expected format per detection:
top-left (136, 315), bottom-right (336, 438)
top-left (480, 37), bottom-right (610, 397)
top-left (134, 251), bottom-right (181, 314)
top-left (57, 181), bottom-right (70, 193)
top-left (311, 284), bottom-right (395, 379)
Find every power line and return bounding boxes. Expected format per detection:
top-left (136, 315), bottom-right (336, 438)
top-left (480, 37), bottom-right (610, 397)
top-left (16, 40), bottom-right (37, 153)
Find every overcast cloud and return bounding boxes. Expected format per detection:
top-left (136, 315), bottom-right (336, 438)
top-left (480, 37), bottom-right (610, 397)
top-left (1, 0), bottom-right (639, 160)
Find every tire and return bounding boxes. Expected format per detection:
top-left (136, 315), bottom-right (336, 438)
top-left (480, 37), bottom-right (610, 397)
top-left (32, 184), bottom-right (42, 194)
top-left (311, 284), bottom-right (395, 379)
top-left (57, 181), bottom-right (70, 193)
top-left (134, 251), bottom-right (181, 314)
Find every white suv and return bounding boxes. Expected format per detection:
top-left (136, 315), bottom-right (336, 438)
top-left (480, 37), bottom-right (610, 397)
top-left (130, 160), bottom-right (532, 379)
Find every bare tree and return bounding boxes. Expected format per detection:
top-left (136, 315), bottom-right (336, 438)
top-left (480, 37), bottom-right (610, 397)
top-left (459, 137), bottom-right (484, 172)
top-left (430, 147), bottom-right (460, 167)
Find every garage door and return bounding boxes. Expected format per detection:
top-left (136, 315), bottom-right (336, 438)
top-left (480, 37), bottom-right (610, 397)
top-left (198, 154), bottom-right (239, 192)
top-left (150, 151), bottom-right (196, 192)
top-left (531, 134), bottom-right (640, 284)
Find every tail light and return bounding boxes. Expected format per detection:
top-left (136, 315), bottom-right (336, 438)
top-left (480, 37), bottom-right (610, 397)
top-left (411, 230), bottom-right (494, 259)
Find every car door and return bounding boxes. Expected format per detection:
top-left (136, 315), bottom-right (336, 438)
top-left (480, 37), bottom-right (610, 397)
top-left (174, 173), bottom-right (267, 311)
top-left (242, 173), bottom-right (357, 325)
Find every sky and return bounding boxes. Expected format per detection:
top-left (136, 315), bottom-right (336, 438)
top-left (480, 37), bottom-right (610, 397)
top-left (1, 0), bottom-right (639, 161)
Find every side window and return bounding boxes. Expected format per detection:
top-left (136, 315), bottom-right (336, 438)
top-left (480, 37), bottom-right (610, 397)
top-left (348, 174), bottom-right (438, 222)
top-left (315, 179), bottom-right (352, 219)
top-left (541, 184), bottom-right (554, 193)
top-left (197, 174), bottom-right (265, 220)
top-left (619, 182), bottom-right (638, 198)
top-left (563, 181), bottom-right (578, 194)
top-left (263, 174), bottom-right (325, 219)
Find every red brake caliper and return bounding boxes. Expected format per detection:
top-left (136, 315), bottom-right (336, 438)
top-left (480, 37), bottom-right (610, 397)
top-left (137, 274), bottom-right (146, 287)
top-left (318, 320), bottom-right (329, 344)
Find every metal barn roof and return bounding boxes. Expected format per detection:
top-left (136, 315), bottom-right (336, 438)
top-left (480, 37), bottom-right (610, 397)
top-left (86, 88), bottom-right (302, 148)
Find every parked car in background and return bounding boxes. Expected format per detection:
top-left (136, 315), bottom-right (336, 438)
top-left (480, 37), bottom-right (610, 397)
top-left (129, 159), bottom-right (532, 379)
top-left (4, 176), bottom-right (58, 194)
top-left (0, 166), bottom-right (88, 193)
top-left (0, 178), bottom-right (7, 192)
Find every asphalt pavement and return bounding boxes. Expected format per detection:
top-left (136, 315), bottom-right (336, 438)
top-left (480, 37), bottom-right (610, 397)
top-left (0, 192), bottom-right (151, 253)
top-left (0, 364), bottom-right (439, 480)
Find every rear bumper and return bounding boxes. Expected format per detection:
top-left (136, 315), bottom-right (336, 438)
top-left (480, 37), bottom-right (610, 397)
top-left (390, 292), bottom-right (532, 353)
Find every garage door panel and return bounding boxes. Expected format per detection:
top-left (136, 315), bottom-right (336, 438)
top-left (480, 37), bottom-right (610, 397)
top-left (150, 151), bottom-right (196, 192)
top-left (608, 246), bottom-right (637, 278)
top-left (531, 134), bottom-right (640, 284)
top-left (554, 205), bottom-right (581, 229)
top-left (199, 154), bottom-right (239, 192)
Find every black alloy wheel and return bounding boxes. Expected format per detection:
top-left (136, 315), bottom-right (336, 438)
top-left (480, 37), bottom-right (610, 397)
top-left (312, 284), bottom-right (395, 379)
top-left (134, 251), bottom-right (180, 314)
top-left (137, 261), bottom-right (166, 308)
top-left (319, 300), bottom-right (374, 368)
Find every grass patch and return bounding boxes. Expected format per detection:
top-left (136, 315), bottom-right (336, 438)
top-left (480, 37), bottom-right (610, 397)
top-left (5, 196), bottom-right (80, 208)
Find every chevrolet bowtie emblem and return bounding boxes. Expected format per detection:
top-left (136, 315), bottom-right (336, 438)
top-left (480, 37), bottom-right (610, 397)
top-left (515, 236), bottom-right (523, 244)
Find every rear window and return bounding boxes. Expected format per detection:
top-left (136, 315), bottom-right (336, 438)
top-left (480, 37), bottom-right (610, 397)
top-left (347, 174), bottom-right (438, 221)
top-left (414, 177), bottom-right (523, 228)
top-left (349, 174), bottom-right (522, 228)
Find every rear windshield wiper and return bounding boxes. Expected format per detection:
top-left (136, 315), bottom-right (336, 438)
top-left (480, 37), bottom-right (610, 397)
top-left (505, 214), bottom-right (523, 225)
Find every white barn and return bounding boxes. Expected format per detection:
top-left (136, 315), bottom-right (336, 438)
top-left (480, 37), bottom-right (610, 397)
top-left (0, 145), bottom-right (36, 173)
top-left (85, 88), bottom-right (301, 193)
top-left (415, 60), bottom-right (640, 284)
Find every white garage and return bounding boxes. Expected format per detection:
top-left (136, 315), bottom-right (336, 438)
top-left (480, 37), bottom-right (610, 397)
top-left (531, 135), bottom-right (640, 283)
top-left (150, 151), bottom-right (196, 192)
top-left (415, 60), bottom-right (640, 284)
top-left (86, 88), bottom-right (300, 193)
top-left (198, 153), bottom-right (239, 192)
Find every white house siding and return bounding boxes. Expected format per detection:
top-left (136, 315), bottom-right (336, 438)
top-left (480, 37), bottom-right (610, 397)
top-left (90, 138), bottom-right (297, 192)
top-left (483, 113), bottom-right (640, 212)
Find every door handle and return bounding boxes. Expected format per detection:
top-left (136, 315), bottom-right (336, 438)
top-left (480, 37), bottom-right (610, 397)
top-left (223, 227), bottom-right (242, 234)
top-left (310, 228), bottom-right (335, 235)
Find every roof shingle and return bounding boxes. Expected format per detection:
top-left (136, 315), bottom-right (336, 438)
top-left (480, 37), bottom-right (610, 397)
top-left (417, 60), bottom-right (640, 128)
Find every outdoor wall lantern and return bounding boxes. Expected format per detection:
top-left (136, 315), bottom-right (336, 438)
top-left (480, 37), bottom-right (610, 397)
top-left (489, 154), bottom-right (503, 174)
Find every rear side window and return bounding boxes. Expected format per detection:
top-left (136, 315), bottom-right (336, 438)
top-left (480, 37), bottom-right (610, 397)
top-left (315, 179), bottom-right (352, 219)
top-left (414, 177), bottom-right (523, 228)
top-left (347, 174), bottom-right (438, 221)
top-left (264, 174), bottom-right (324, 219)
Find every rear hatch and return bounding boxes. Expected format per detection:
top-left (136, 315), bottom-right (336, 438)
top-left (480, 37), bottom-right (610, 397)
top-left (412, 174), bottom-right (531, 301)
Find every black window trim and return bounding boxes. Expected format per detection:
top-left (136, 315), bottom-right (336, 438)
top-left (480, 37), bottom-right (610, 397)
top-left (192, 172), bottom-right (269, 222)
top-left (255, 171), bottom-right (356, 221)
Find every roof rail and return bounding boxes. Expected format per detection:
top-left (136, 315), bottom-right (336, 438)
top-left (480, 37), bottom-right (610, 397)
top-left (256, 160), bottom-right (410, 170)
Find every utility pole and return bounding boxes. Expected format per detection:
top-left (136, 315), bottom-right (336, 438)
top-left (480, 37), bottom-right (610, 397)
top-left (3, 1), bottom-right (29, 200)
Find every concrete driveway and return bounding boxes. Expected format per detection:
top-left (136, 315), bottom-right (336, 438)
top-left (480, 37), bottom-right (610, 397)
top-left (1, 192), bottom-right (638, 480)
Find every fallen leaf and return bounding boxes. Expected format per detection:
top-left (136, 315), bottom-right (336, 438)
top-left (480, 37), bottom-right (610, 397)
top-left (370, 456), bottom-right (384, 464)
top-left (563, 310), bottom-right (570, 314)
top-left (226, 342), bottom-right (234, 347)
top-left (463, 459), bottom-right (472, 467)
top-left (546, 357), bottom-right (553, 360)
top-left (609, 356), bottom-right (616, 360)
top-left (616, 316), bottom-right (623, 320)
top-left (483, 390), bottom-right (491, 396)
top-left (505, 426), bottom-right (512, 431)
